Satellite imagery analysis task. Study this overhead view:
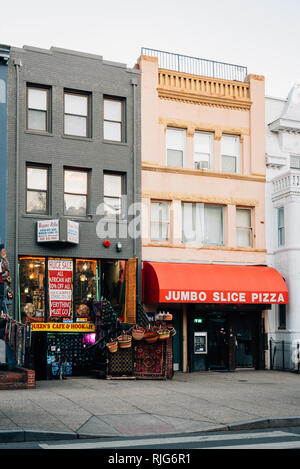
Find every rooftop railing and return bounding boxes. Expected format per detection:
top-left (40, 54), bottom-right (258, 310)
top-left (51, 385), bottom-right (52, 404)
top-left (141, 47), bottom-right (248, 82)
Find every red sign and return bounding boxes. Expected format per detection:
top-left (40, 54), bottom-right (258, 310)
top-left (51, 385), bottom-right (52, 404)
top-left (48, 260), bottom-right (73, 317)
top-left (161, 290), bottom-right (288, 304)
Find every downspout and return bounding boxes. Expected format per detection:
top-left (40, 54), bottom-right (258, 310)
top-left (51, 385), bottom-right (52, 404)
top-left (13, 58), bottom-right (22, 320)
top-left (131, 77), bottom-right (139, 303)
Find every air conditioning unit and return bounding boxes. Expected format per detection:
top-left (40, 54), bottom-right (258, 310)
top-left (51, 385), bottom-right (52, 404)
top-left (195, 161), bottom-right (209, 170)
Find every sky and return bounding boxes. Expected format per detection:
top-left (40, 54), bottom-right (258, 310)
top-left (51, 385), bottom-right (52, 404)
top-left (1, 0), bottom-right (300, 99)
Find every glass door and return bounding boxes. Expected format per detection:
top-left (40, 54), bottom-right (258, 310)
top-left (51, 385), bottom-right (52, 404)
top-left (235, 314), bottom-right (254, 368)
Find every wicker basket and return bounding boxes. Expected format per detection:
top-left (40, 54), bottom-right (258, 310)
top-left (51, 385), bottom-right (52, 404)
top-left (118, 333), bottom-right (132, 349)
top-left (106, 340), bottom-right (118, 353)
top-left (131, 326), bottom-right (145, 341)
top-left (157, 329), bottom-right (170, 341)
top-left (144, 331), bottom-right (159, 344)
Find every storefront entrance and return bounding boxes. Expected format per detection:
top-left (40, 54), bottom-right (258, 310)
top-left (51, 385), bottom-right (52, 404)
top-left (188, 308), bottom-right (261, 372)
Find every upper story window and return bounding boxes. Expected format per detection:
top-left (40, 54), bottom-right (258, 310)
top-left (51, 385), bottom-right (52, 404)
top-left (166, 128), bottom-right (186, 168)
top-left (27, 85), bottom-right (50, 133)
top-left (64, 168), bottom-right (89, 216)
top-left (277, 207), bottom-right (285, 247)
top-left (290, 154), bottom-right (300, 169)
top-left (26, 165), bottom-right (49, 214)
top-left (103, 97), bottom-right (125, 142)
top-left (221, 135), bottom-right (240, 173)
top-left (64, 91), bottom-right (90, 137)
top-left (103, 172), bottom-right (126, 218)
top-left (150, 201), bottom-right (170, 242)
top-left (194, 131), bottom-right (213, 170)
top-left (182, 203), bottom-right (224, 246)
top-left (236, 208), bottom-right (252, 247)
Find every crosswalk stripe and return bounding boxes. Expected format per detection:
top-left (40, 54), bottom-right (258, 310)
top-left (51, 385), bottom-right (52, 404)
top-left (208, 441), bottom-right (300, 449)
top-left (39, 431), bottom-right (296, 450)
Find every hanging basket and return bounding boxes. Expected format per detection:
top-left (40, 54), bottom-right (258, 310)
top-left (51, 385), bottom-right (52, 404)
top-left (144, 330), bottom-right (159, 344)
top-left (106, 339), bottom-right (118, 353)
top-left (157, 329), bottom-right (170, 341)
top-left (118, 333), bottom-right (132, 349)
top-left (131, 326), bottom-right (145, 341)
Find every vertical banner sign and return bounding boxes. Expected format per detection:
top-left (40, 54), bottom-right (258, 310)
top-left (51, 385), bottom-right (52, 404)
top-left (48, 259), bottom-right (73, 318)
top-left (124, 258), bottom-right (137, 324)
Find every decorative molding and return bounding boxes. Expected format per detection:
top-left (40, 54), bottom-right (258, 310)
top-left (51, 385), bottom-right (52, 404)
top-left (158, 117), bottom-right (250, 141)
top-left (142, 190), bottom-right (259, 207)
top-left (142, 162), bottom-right (266, 183)
top-left (142, 242), bottom-right (266, 253)
top-left (157, 69), bottom-right (252, 110)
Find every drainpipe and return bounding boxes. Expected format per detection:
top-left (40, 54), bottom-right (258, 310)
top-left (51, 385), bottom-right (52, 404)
top-left (13, 57), bottom-right (22, 320)
top-left (131, 77), bottom-right (139, 302)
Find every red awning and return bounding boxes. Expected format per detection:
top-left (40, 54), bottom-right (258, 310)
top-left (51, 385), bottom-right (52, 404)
top-left (142, 262), bottom-right (288, 305)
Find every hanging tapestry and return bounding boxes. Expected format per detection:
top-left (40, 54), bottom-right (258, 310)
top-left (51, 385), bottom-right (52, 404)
top-left (134, 340), bottom-right (167, 379)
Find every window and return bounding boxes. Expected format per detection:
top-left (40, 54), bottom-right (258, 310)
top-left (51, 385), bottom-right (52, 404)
top-left (103, 97), bottom-right (124, 142)
top-left (64, 169), bottom-right (88, 216)
top-left (221, 135), bottom-right (240, 173)
top-left (150, 202), bottom-right (170, 241)
top-left (194, 131), bottom-right (213, 169)
top-left (64, 91), bottom-right (89, 137)
top-left (236, 208), bottom-right (252, 247)
top-left (19, 257), bottom-right (46, 323)
top-left (103, 173), bottom-right (125, 218)
top-left (26, 165), bottom-right (49, 214)
top-left (182, 203), bottom-right (224, 245)
top-left (290, 155), bottom-right (300, 169)
top-left (27, 86), bottom-right (50, 132)
top-left (166, 128), bottom-right (186, 167)
top-left (75, 259), bottom-right (98, 321)
top-left (278, 304), bottom-right (286, 329)
top-left (278, 207), bottom-right (285, 247)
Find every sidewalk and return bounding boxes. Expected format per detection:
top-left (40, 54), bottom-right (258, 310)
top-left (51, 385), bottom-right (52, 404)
top-left (1, 370), bottom-right (300, 443)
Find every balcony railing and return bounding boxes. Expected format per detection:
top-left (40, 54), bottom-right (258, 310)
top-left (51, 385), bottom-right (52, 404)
top-left (141, 47), bottom-right (248, 82)
top-left (272, 170), bottom-right (300, 196)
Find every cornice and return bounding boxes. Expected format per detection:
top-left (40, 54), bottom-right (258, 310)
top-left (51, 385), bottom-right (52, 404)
top-left (142, 190), bottom-right (259, 206)
top-left (142, 162), bottom-right (266, 183)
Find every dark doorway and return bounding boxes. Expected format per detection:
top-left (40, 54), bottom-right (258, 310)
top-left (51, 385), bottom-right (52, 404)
top-left (235, 312), bottom-right (257, 368)
top-left (207, 312), bottom-right (228, 370)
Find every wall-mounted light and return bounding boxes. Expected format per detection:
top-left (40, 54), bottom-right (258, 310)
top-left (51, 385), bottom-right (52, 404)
top-left (116, 242), bottom-right (122, 252)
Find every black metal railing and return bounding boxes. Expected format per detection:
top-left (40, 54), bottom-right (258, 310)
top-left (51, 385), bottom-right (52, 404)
top-left (141, 47), bottom-right (248, 82)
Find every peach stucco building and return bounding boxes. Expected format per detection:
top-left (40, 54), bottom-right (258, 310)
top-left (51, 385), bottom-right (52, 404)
top-left (138, 50), bottom-right (288, 373)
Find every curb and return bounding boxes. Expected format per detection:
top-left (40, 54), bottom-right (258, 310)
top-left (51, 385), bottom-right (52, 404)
top-left (1, 416), bottom-right (300, 443)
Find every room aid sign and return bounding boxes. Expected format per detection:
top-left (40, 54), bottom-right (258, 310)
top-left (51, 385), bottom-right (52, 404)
top-left (48, 260), bottom-right (73, 317)
top-left (162, 290), bottom-right (288, 304)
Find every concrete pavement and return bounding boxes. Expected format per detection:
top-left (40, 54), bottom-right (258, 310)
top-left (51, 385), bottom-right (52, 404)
top-left (1, 369), bottom-right (300, 442)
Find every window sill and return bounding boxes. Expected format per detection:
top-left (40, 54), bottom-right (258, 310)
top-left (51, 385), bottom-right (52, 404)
top-left (22, 213), bottom-right (51, 219)
top-left (62, 135), bottom-right (93, 142)
top-left (102, 139), bottom-right (128, 146)
top-left (25, 130), bottom-right (54, 137)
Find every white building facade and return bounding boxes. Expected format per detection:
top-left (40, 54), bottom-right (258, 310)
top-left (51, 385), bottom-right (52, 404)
top-left (266, 84), bottom-right (300, 370)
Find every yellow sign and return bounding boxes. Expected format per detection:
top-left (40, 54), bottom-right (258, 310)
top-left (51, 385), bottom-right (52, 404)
top-left (31, 322), bottom-right (95, 332)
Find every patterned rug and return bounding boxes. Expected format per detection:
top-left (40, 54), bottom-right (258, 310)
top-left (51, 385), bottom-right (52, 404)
top-left (134, 340), bottom-right (166, 379)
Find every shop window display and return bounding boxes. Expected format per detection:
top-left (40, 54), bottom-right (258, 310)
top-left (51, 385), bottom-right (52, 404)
top-left (20, 258), bottom-right (46, 323)
top-left (75, 259), bottom-right (98, 322)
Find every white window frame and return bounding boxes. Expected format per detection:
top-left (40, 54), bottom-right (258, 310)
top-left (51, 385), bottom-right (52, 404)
top-left (150, 201), bottom-right (170, 242)
top-left (166, 127), bottom-right (186, 168)
top-left (290, 154), bottom-right (300, 169)
top-left (181, 202), bottom-right (224, 246)
top-left (221, 134), bottom-right (240, 173)
top-left (236, 207), bottom-right (252, 247)
top-left (194, 131), bottom-right (213, 170)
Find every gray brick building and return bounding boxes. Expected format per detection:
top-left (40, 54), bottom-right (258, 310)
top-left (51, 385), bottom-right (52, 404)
top-left (6, 45), bottom-right (141, 328)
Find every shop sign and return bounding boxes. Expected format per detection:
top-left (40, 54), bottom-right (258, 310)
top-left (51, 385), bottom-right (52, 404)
top-left (162, 290), bottom-right (288, 304)
top-left (48, 259), bottom-right (73, 318)
top-left (37, 219), bottom-right (59, 242)
top-left (67, 220), bottom-right (79, 244)
top-left (31, 322), bottom-right (95, 332)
